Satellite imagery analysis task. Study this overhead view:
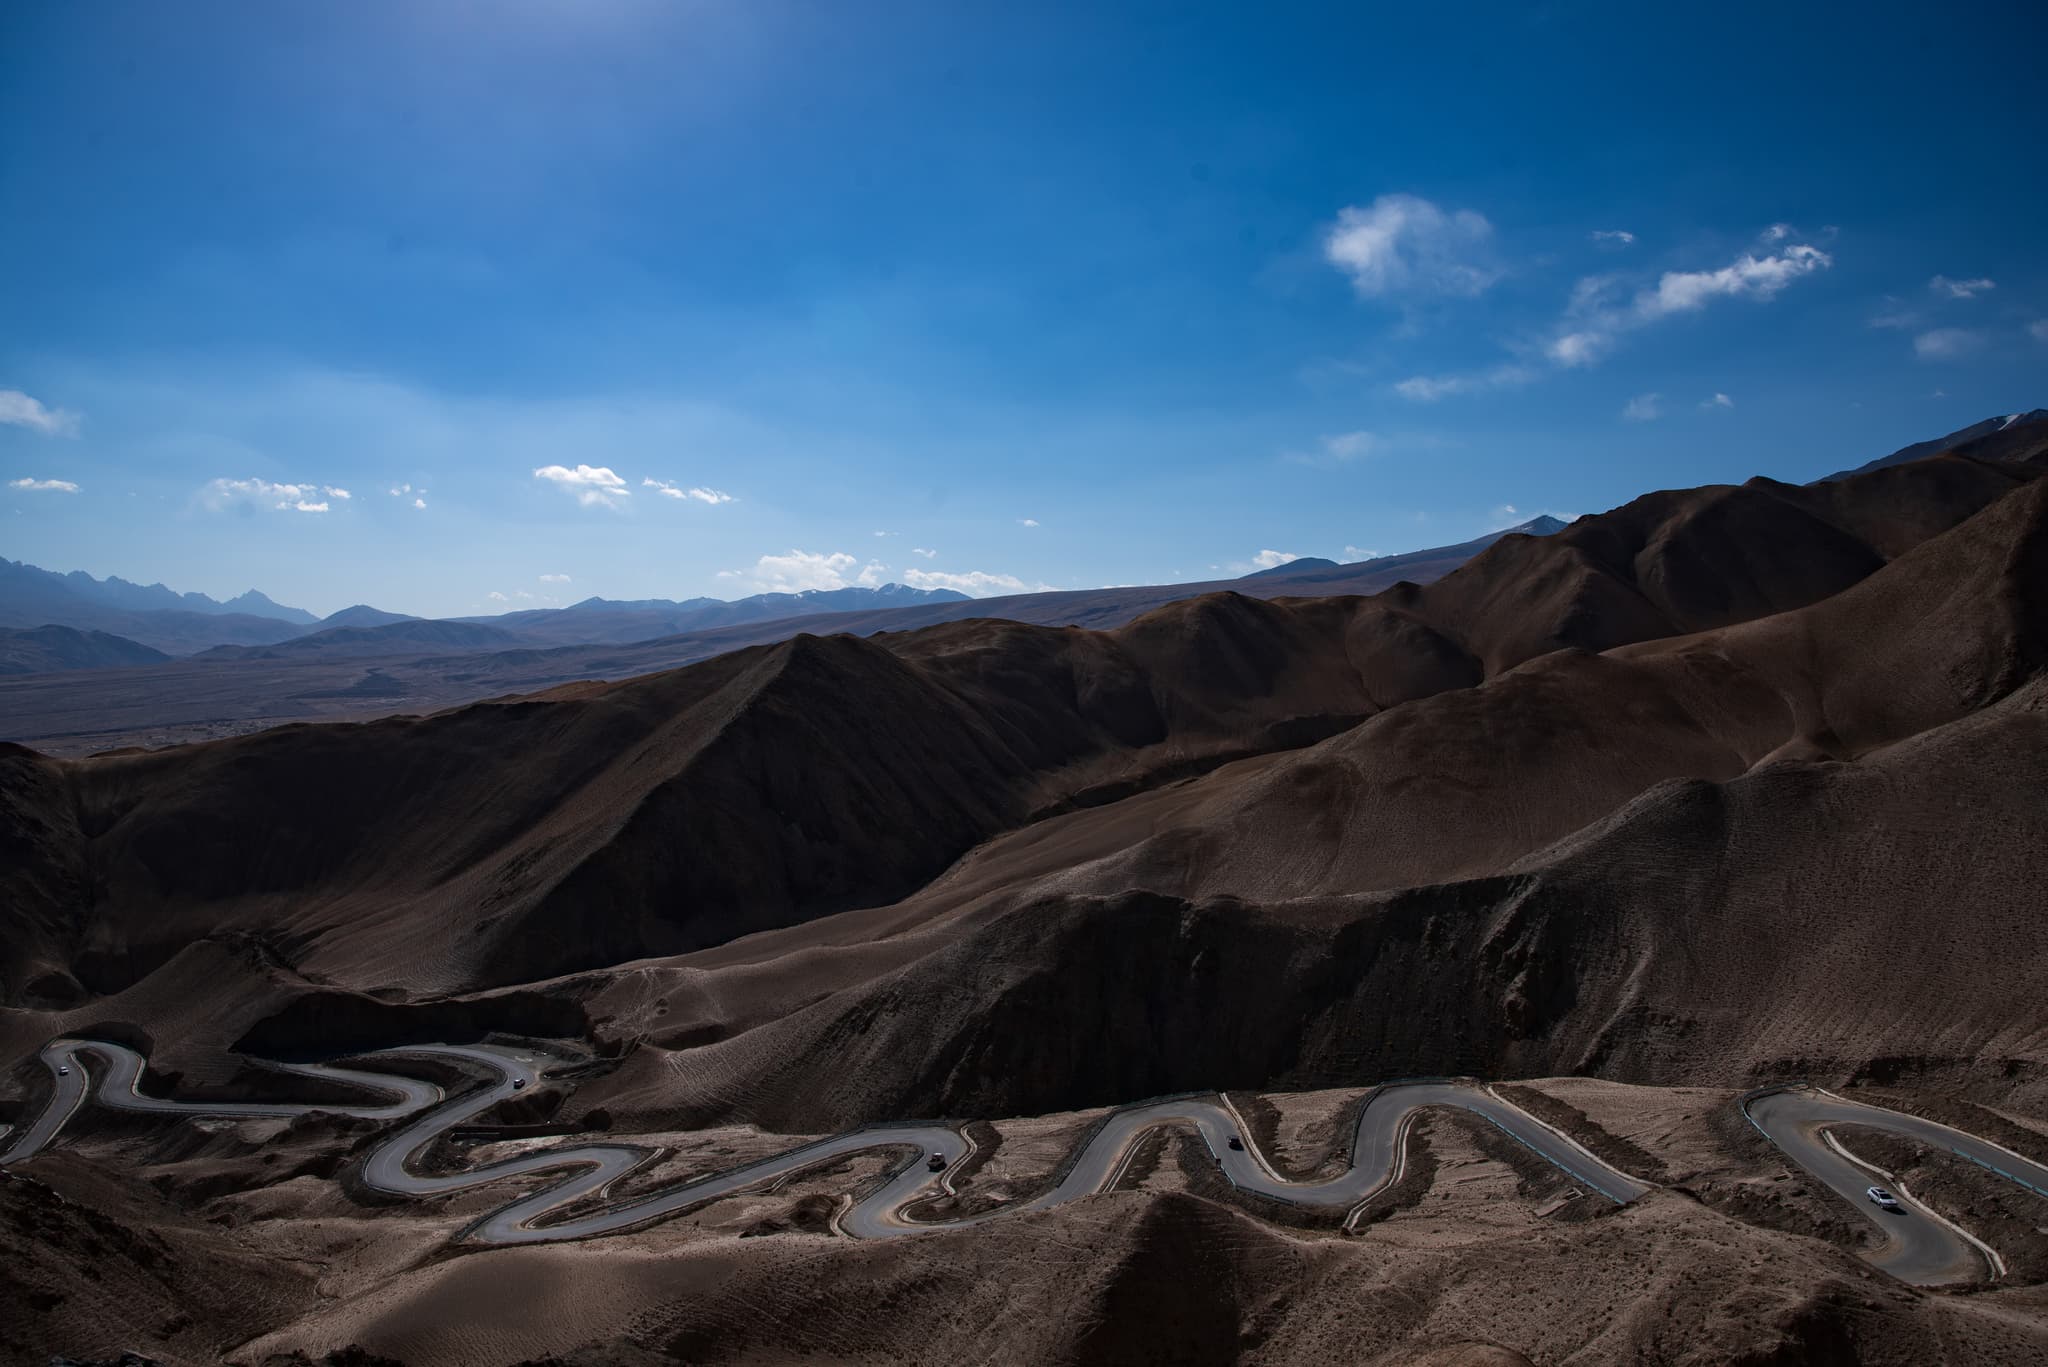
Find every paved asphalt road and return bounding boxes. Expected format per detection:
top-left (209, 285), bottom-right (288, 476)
top-left (1745, 1085), bottom-right (2048, 1284)
top-left (4, 1037), bottom-right (2040, 1285)
top-left (0, 1039), bottom-right (441, 1165)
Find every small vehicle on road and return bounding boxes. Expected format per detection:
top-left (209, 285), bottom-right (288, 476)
top-left (1866, 1185), bottom-right (1902, 1211)
top-left (511, 1078), bottom-right (527, 1090)
top-left (927, 1153), bottom-right (947, 1172)
top-left (56, 1065), bottom-right (69, 1076)
top-left (1227, 1134), bottom-right (1244, 1151)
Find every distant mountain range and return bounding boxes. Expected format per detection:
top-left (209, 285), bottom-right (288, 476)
top-left (2, 411), bottom-right (2036, 680)
top-left (0, 524), bottom-right (1565, 672)
top-left (0, 560), bottom-right (319, 625)
top-left (0, 563), bottom-right (976, 664)
top-left (0, 559), bottom-right (322, 654)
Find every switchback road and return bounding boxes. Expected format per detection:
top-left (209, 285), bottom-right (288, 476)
top-left (6, 1039), bottom-right (2043, 1285)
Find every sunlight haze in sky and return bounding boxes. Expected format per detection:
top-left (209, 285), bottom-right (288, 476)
top-left (3, 0), bottom-right (2045, 616)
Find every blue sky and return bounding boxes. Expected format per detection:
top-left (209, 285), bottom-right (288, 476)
top-left (2, 0), bottom-right (2044, 618)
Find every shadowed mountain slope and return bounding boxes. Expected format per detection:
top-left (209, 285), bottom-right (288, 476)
top-left (0, 439), bottom-right (2045, 1136)
top-left (552, 477), bottom-right (2048, 1130)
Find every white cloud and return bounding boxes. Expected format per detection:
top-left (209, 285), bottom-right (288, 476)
top-left (1324, 193), bottom-right (1500, 299)
top-left (412, 496), bottom-right (426, 509)
top-left (742, 549), bottom-right (861, 592)
top-left (910, 546), bottom-right (938, 558)
top-left (201, 477), bottom-right (343, 512)
top-left (1590, 229), bottom-right (1636, 245)
top-left (643, 477), bottom-right (734, 504)
top-left (903, 567), bottom-right (1049, 597)
top-left (488, 591), bottom-right (509, 601)
top-left (1913, 328), bottom-right (1983, 360)
top-left (1546, 332), bottom-right (1605, 367)
top-left (539, 573), bottom-right (571, 583)
top-left (1701, 392), bottom-right (1735, 409)
top-left (389, 483), bottom-right (412, 495)
top-left (2029, 320), bottom-right (2048, 343)
top-left (1251, 549), bottom-right (1300, 569)
top-left (1018, 517), bottom-right (1039, 527)
top-left (0, 389), bottom-right (81, 437)
top-left (1929, 274), bottom-right (1994, 300)
top-left (324, 486), bottom-right (351, 500)
top-left (1869, 299), bottom-right (1919, 330)
top-left (535, 463), bottom-right (630, 507)
top-left (1636, 244), bottom-right (1832, 321)
top-left (1761, 223), bottom-right (1793, 242)
top-left (873, 529), bottom-right (895, 537)
top-left (1621, 393), bottom-right (1663, 422)
top-left (1342, 545), bottom-right (1379, 560)
top-left (1545, 240), bottom-right (1832, 370)
top-left (8, 476), bottom-right (80, 493)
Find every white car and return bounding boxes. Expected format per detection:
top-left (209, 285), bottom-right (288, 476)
top-left (1866, 1185), bottom-right (1902, 1212)
top-left (56, 1065), bottom-right (69, 1076)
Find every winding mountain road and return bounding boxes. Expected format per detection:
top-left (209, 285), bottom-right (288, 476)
top-left (5, 1038), bottom-right (2044, 1286)
top-left (1743, 1085), bottom-right (2048, 1285)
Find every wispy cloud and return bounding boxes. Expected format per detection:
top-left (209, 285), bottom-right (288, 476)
top-left (1324, 193), bottom-right (1500, 299)
top-left (1701, 392), bottom-right (1735, 409)
top-left (1929, 274), bottom-right (1995, 300)
top-left (0, 389), bottom-right (81, 437)
top-left (1282, 429), bottom-right (1387, 466)
top-left (1394, 364), bottom-right (1536, 402)
top-left (1400, 232), bottom-right (1831, 401)
top-left (2029, 320), bottom-right (2048, 343)
top-left (910, 546), bottom-right (938, 558)
top-left (1621, 393), bottom-right (1663, 422)
top-left (1590, 229), bottom-right (1636, 245)
top-left (8, 476), bottom-right (80, 493)
top-left (1868, 297), bottom-right (1920, 330)
top-left (1322, 430), bottom-right (1377, 463)
top-left (1018, 517), bottom-right (1040, 527)
top-left (202, 476), bottom-right (343, 513)
top-left (535, 463), bottom-right (630, 507)
top-left (643, 478), bottom-right (734, 504)
top-left (1342, 545), bottom-right (1379, 560)
top-left (539, 573), bottom-right (571, 583)
top-left (1548, 239), bottom-right (1833, 369)
top-left (1251, 549), bottom-right (1300, 569)
top-left (1913, 327), bottom-right (1983, 360)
